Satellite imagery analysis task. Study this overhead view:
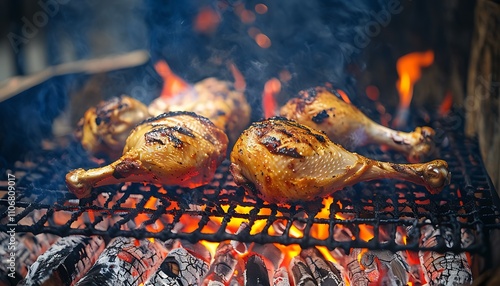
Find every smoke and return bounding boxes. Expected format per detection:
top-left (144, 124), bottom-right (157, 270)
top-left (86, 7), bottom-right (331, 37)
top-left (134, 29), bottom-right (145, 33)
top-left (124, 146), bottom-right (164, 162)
top-left (145, 0), bottom-right (389, 119)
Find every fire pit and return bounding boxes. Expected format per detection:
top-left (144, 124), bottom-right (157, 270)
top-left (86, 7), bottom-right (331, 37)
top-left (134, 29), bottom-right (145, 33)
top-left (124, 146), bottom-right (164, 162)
top-left (1, 0), bottom-right (499, 285)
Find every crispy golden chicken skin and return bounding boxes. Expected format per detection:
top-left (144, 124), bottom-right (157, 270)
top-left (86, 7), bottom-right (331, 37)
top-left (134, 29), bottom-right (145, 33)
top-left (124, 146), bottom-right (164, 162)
top-left (280, 87), bottom-right (436, 163)
top-left (75, 95), bottom-right (150, 159)
top-left (148, 77), bottom-right (251, 144)
top-left (230, 117), bottom-right (449, 204)
top-left (67, 111), bottom-right (229, 198)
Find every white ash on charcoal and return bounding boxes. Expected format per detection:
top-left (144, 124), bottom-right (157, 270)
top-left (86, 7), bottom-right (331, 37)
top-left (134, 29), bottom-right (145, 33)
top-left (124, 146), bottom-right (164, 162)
top-left (299, 248), bottom-right (344, 286)
top-left (201, 241), bottom-right (245, 286)
top-left (358, 250), bottom-right (409, 286)
top-left (272, 267), bottom-right (290, 286)
top-left (18, 235), bottom-right (105, 286)
top-left (145, 247), bottom-right (209, 286)
top-left (289, 256), bottom-right (317, 286)
top-left (0, 224), bottom-right (58, 279)
top-left (74, 237), bottom-right (167, 286)
top-left (177, 239), bottom-right (212, 263)
top-left (417, 222), bottom-right (473, 286)
top-left (395, 226), bottom-right (426, 285)
top-left (342, 249), bottom-right (370, 286)
top-left (329, 225), bottom-right (369, 285)
top-left (230, 222), bottom-right (250, 255)
top-left (248, 243), bottom-right (284, 279)
top-left (244, 255), bottom-right (271, 286)
top-left (461, 228), bottom-right (476, 248)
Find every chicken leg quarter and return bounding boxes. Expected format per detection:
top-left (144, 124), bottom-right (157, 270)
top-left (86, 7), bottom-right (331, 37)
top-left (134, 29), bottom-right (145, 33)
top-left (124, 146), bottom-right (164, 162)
top-left (280, 87), bottom-right (436, 162)
top-left (230, 117), bottom-right (450, 204)
top-left (67, 111), bottom-right (229, 198)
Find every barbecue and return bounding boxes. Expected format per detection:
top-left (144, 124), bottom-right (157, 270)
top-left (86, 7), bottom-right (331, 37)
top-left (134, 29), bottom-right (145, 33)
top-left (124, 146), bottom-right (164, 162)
top-left (1, 0), bottom-right (500, 285)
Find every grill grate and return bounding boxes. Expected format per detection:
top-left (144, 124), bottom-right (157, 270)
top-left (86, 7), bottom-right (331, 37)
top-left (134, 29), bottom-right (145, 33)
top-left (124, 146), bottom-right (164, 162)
top-left (1, 111), bottom-right (499, 257)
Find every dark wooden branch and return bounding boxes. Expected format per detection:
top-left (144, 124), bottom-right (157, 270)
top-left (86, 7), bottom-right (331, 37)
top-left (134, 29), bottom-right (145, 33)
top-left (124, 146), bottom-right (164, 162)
top-left (465, 0), bottom-right (500, 191)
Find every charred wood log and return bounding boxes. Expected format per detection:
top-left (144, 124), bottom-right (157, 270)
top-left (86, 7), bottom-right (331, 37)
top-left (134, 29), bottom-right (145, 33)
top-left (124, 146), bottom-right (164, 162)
top-left (244, 255), bottom-right (270, 286)
top-left (272, 267), bottom-right (290, 286)
top-left (18, 235), bottom-right (105, 286)
top-left (289, 256), bottom-right (317, 286)
top-left (145, 247), bottom-right (209, 286)
top-left (299, 248), bottom-right (343, 286)
top-left (201, 242), bottom-right (242, 286)
top-left (74, 237), bottom-right (167, 286)
top-left (358, 250), bottom-right (409, 286)
top-left (418, 222), bottom-right (473, 286)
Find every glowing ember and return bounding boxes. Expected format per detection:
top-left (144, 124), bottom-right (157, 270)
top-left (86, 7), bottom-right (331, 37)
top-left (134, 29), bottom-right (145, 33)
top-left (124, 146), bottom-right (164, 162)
top-left (235, 3), bottom-right (256, 23)
top-left (255, 33), bottom-right (271, 48)
top-left (154, 60), bottom-right (191, 99)
top-left (262, 78), bottom-right (281, 118)
top-left (337, 89), bottom-right (351, 104)
top-left (365, 85), bottom-right (380, 101)
top-left (394, 50), bottom-right (434, 126)
top-left (439, 91), bottom-right (453, 116)
top-left (255, 4), bottom-right (268, 14)
top-left (194, 6), bottom-right (221, 34)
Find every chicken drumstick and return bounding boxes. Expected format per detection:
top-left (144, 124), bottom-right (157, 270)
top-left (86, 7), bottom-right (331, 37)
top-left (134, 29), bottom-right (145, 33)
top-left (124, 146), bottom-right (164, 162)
top-left (230, 117), bottom-right (450, 204)
top-left (67, 111), bottom-right (229, 198)
top-left (148, 62), bottom-right (251, 145)
top-left (75, 95), bottom-right (150, 159)
top-left (280, 87), bottom-right (436, 162)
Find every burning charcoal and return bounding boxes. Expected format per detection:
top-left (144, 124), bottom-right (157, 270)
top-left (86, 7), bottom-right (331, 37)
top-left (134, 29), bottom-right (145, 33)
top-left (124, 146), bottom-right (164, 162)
top-left (461, 228), bottom-right (475, 248)
top-left (343, 249), bottom-right (370, 286)
top-left (272, 267), bottom-right (290, 286)
top-left (230, 222), bottom-right (250, 255)
top-left (0, 232), bottom-right (58, 278)
top-left (299, 248), bottom-right (343, 285)
top-left (18, 235), bottom-right (105, 286)
top-left (359, 250), bottom-right (409, 286)
top-left (201, 242), bottom-right (242, 286)
top-left (396, 227), bottom-right (426, 285)
top-left (289, 257), bottom-right (317, 286)
top-left (249, 243), bottom-right (284, 277)
top-left (244, 255), bottom-right (270, 286)
top-left (418, 222), bottom-right (473, 286)
top-left (75, 237), bottom-right (167, 286)
top-left (178, 240), bottom-right (212, 263)
top-left (145, 247), bottom-right (209, 286)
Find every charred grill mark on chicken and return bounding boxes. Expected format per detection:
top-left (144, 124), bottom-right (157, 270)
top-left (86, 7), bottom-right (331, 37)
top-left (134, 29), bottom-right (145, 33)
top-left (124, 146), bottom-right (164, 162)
top-left (312, 110), bottom-right (330, 124)
top-left (140, 111), bottom-right (215, 127)
top-left (145, 126), bottom-right (195, 148)
top-left (113, 158), bottom-right (141, 179)
top-left (260, 136), bottom-right (304, 159)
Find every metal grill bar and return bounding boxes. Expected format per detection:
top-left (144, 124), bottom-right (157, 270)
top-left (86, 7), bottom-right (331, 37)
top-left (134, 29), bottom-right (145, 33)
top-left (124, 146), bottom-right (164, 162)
top-left (0, 111), bottom-right (499, 256)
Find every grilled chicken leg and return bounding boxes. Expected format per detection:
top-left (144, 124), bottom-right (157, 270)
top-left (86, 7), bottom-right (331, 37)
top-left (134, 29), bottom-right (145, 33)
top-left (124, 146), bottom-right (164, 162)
top-left (230, 117), bottom-right (450, 203)
top-left (67, 111), bottom-right (229, 198)
top-left (280, 87), bottom-right (436, 162)
top-left (148, 61), bottom-right (251, 144)
top-left (75, 95), bottom-right (150, 159)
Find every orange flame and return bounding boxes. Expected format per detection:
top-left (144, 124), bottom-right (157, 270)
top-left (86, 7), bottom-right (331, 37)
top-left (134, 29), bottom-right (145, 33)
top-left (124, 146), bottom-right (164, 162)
top-left (439, 91), bottom-right (453, 116)
top-left (228, 62), bottom-right (246, 91)
top-left (262, 78), bottom-right (281, 118)
top-left (396, 50), bottom-right (434, 110)
top-left (154, 60), bottom-right (191, 99)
